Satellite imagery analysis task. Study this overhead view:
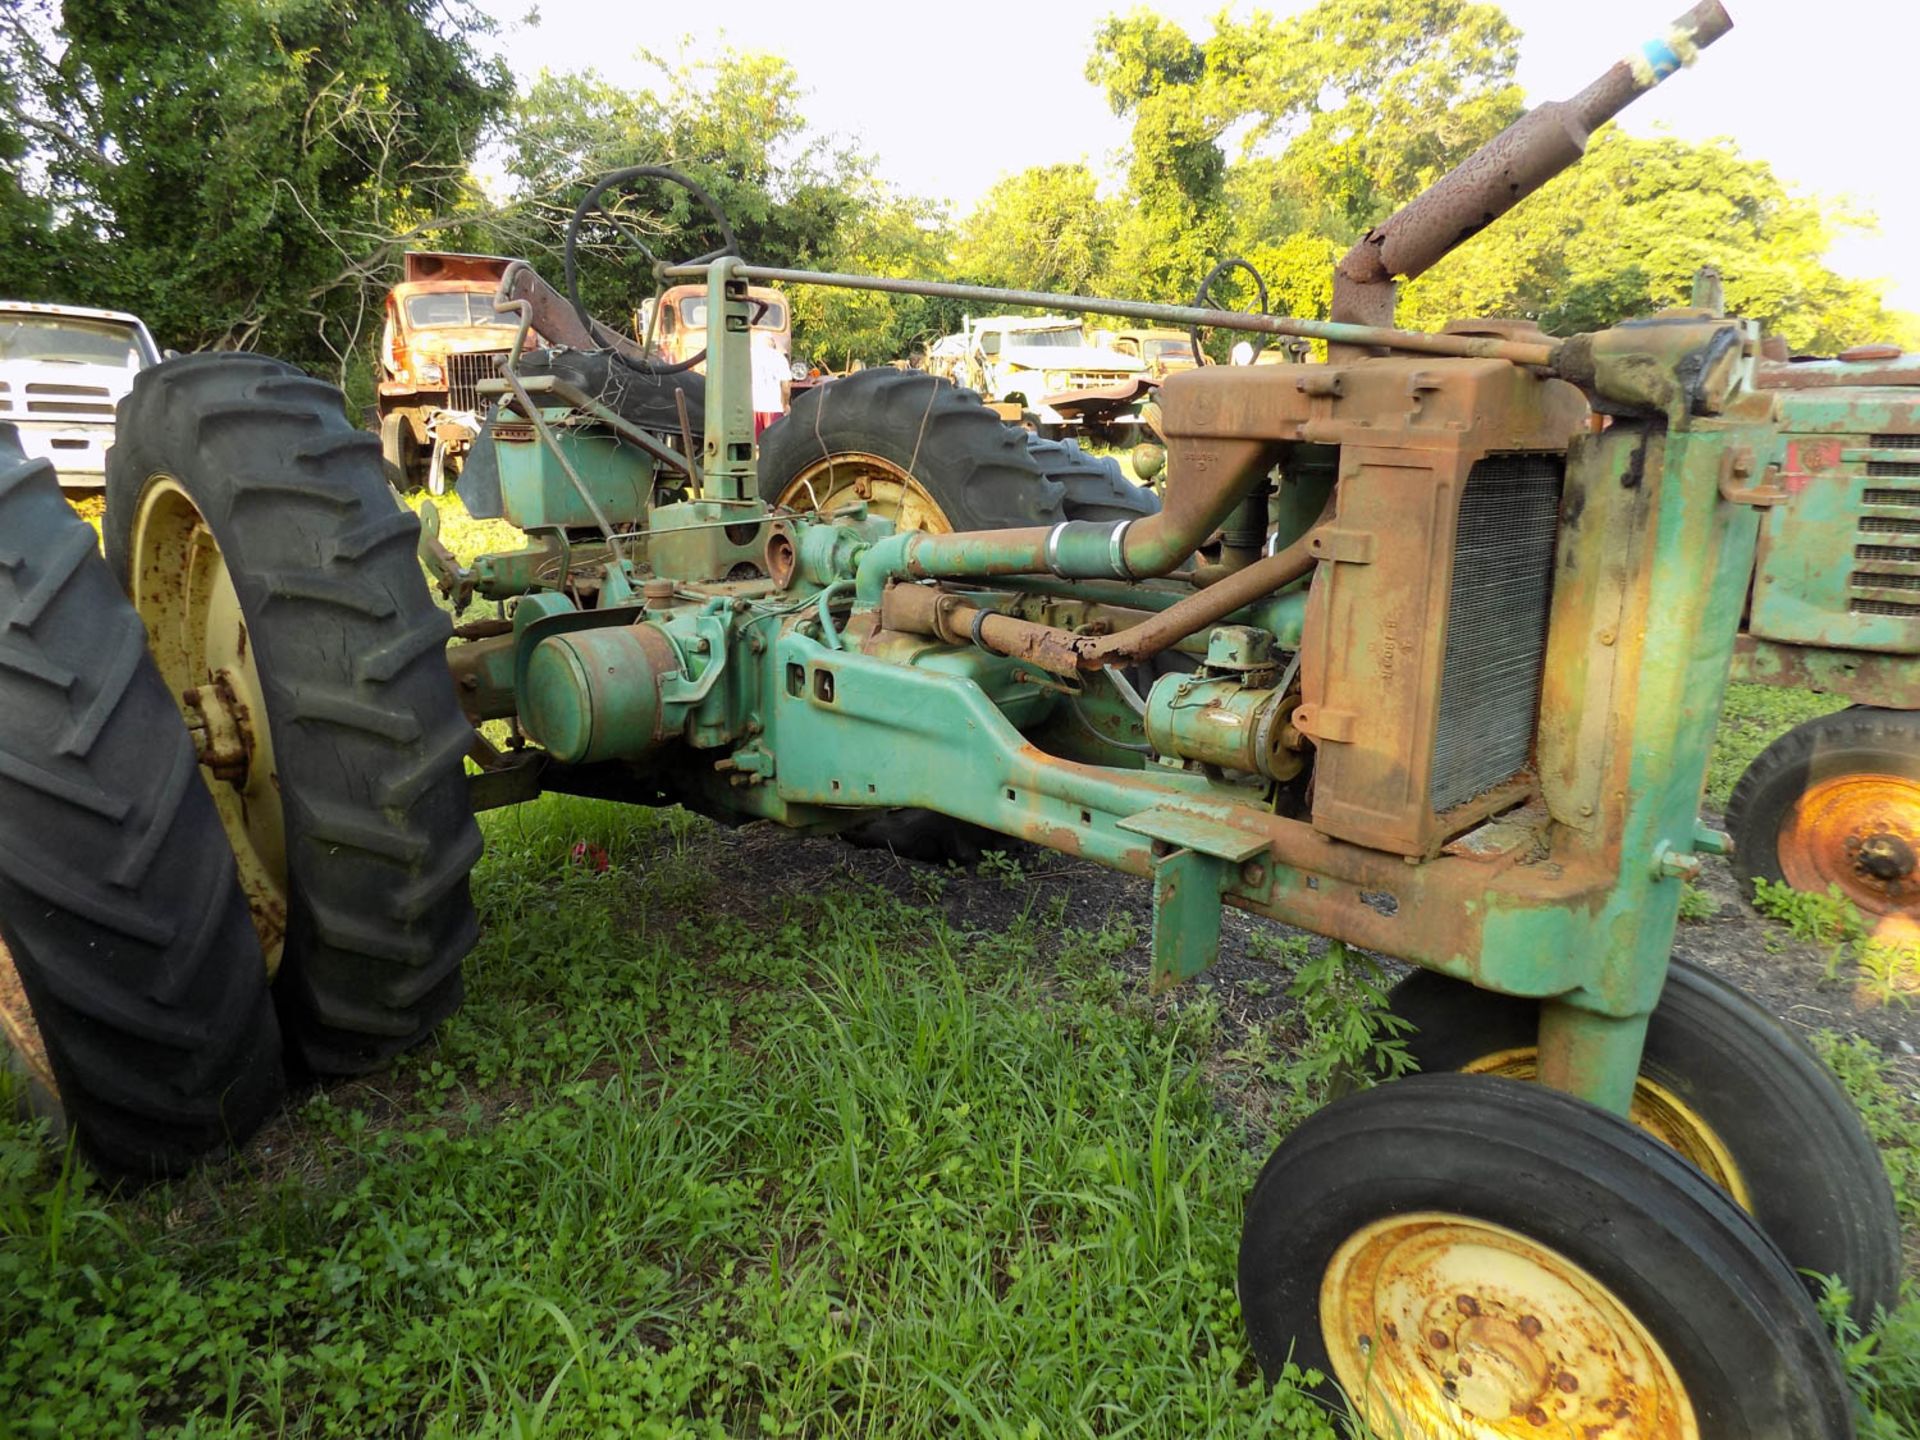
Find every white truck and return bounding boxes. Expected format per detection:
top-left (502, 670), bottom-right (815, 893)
top-left (0, 303), bottom-right (162, 488)
top-left (928, 315), bottom-right (1147, 437)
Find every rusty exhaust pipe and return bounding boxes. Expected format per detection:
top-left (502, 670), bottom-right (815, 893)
top-left (1330, 1), bottom-right (1734, 333)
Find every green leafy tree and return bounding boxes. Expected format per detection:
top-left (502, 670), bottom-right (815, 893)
top-left (951, 165), bottom-right (1117, 297)
top-left (1086, 11), bottom-right (1229, 302)
top-left (2, 0), bottom-right (509, 378)
top-left (487, 49), bottom-right (927, 364)
top-left (1402, 128), bottom-right (1912, 350)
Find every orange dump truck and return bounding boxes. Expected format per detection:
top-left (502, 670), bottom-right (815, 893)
top-left (377, 252), bottom-right (537, 493)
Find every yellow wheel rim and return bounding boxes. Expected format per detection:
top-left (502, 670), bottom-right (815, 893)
top-left (0, 936), bottom-right (57, 1099)
top-left (773, 452), bottom-right (954, 534)
top-left (1321, 1212), bottom-right (1698, 1440)
top-left (127, 478), bottom-right (287, 974)
top-left (1462, 1049), bottom-right (1753, 1211)
top-left (1778, 773), bottom-right (1920, 919)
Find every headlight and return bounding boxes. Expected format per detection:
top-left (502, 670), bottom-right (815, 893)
top-left (417, 362), bottom-right (445, 385)
top-left (1045, 369), bottom-right (1069, 391)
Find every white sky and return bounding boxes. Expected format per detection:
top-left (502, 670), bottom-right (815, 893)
top-left (479, 0), bottom-right (1919, 316)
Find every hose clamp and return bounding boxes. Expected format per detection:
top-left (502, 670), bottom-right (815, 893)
top-left (1045, 521), bottom-right (1071, 577)
top-left (969, 605), bottom-right (994, 650)
top-left (1107, 519), bottom-right (1135, 580)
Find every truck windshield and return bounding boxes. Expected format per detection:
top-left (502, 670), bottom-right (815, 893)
top-left (0, 314), bottom-right (145, 367)
top-left (1144, 338), bottom-right (1194, 362)
top-left (679, 297), bottom-right (787, 331)
top-left (1008, 327), bottom-right (1083, 348)
top-left (405, 293), bottom-right (517, 329)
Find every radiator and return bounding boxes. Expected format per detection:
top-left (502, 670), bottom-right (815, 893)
top-left (1429, 456), bottom-right (1565, 812)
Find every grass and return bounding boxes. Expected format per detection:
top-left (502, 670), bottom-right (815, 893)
top-left (0, 799), bottom-right (1338, 1438)
top-left (1704, 681), bottom-right (1846, 810)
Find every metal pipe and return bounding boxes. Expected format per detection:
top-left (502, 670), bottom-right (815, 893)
top-left (1330, 1), bottom-right (1733, 329)
top-left (656, 263), bottom-right (1560, 367)
top-left (854, 434), bottom-right (1278, 603)
top-left (880, 521), bottom-right (1324, 675)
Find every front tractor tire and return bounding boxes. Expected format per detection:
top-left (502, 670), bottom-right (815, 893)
top-left (104, 354), bottom-right (482, 1075)
top-left (1240, 1075), bottom-right (1851, 1440)
top-left (0, 425), bottom-right (283, 1179)
top-left (1379, 959), bottom-right (1901, 1328)
top-left (1726, 705), bottom-right (1920, 919)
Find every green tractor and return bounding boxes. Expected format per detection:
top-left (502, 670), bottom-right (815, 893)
top-left (1718, 337), bottom-right (1920, 923)
top-left (0, 5), bottom-right (1906, 1434)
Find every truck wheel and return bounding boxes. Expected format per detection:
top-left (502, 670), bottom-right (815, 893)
top-left (1378, 960), bottom-right (1901, 1328)
top-left (1726, 705), bottom-right (1920, 918)
top-left (104, 354), bottom-right (482, 1075)
top-left (379, 411), bottom-right (420, 493)
top-left (1240, 1075), bottom-right (1850, 1440)
top-left (0, 427), bottom-right (282, 1179)
top-left (757, 369), bottom-right (1158, 532)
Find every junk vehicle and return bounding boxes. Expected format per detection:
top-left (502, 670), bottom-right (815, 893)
top-left (378, 251), bottom-right (538, 495)
top-left (1713, 326), bottom-right (1920, 921)
top-left (1096, 326), bottom-right (1198, 379)
top-left (0, 302), bottom-right (159, 488)
top-left (637, 282), bottom-right (796, 374)
top-left (0, 8), bottom-right (1905, 1436)
top-left (929, 313), bottom-right (1150, 438)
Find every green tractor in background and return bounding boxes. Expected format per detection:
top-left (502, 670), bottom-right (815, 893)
top-left (1718, 325), bottom-right (1920, 924)
top-left (0, 5), bottom-right (1911, 1435)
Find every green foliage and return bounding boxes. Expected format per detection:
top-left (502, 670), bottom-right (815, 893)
top-left (482, 49), bottom-right (944, 367)
top-left (1753, 877), bottom-right (1867, 968)
top-left (1234, 933), bottom-right (1414, 1127)
top-left (1811, 1034), bottom-right (1919, 1437)
top-left (1401, 129), bottom-right (1914, 349)
top-left (1677, 883), bottom-right (1718, 923)
top-left (0, 797), bottom-right (1340, 1436)
top-left (1079, 0), bottom-right (1905, 351)
top-left (1823, 1281), bottom-right (1920, 1440)
top-left (952, 165), bottom-right (1118, 297)
top-left (0, 0), bottom-right (509, 371)
top-left (1748, 878), bottom-right (1915, 1008)
top-left (1813, 1032), bottom-right (1919, 1230)
top-left (1706, 683), bottom-right (1845, 810)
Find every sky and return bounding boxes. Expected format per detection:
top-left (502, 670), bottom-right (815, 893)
top-left (479, 0), bottom-right (1920, 316)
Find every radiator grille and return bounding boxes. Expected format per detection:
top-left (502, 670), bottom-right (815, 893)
top-left (1429, 454), bottom-right (1564, 813)
top-left (1868, 461), bottom-right (1920, 479)
top-left (1872, 434), bottom-right (1920, 449)
top-left (446, 350), bottom-right (507, 414)
top-left (1852, 435), bottom-right (1920, 617)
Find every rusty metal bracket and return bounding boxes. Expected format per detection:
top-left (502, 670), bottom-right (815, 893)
top-left (1119, 807), bottom-right (1268, 992)
top-left (1717, 446), bottom-right (1788, 507)
top-left (1308, 529), bottom-right (1376, 564)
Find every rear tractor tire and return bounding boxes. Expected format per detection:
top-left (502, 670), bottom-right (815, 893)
top-left (1240, 1074), bottom-right (1852, 1440)
top-left (104, 354), bottom-right (483, 1076)
top-left (1726, 705), bottom-right (1920, 920)
top-left (757, 368), bottom-right (1157, 533)
top-left (0, 425), bottom-right (283, 1179)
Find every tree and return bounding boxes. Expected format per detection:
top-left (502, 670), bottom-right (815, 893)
top-left (1401, 128), bottom-right (1911, 350)
top-left (485, 48), bottom-right (934, 366)
top-left (951, 165), bottom-right (1116, 296)
top-left (1, 0), bottom-right (509, 376)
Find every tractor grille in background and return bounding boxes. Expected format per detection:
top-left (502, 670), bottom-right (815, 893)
top-left (446, 351), bottom-right (508, 415)
top-left (1428, 455), bottom-right (1565, 813)
top-left (1851, 435), bottom-right (1920, 618)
